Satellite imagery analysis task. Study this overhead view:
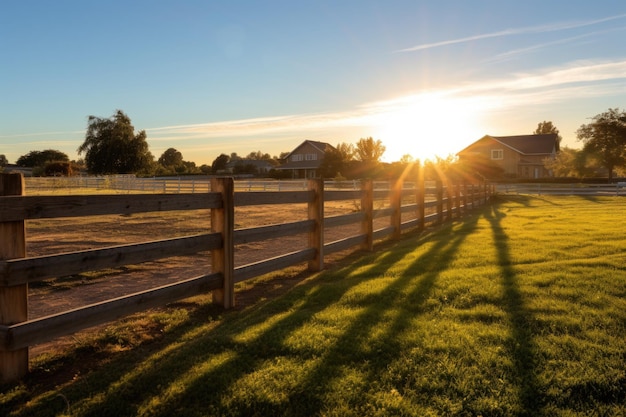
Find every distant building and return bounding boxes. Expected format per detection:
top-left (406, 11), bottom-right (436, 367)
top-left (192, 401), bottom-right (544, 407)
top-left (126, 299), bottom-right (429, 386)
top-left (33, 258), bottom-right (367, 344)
top-left (457, 134), bottom-right (559, 179)
top-left (275, 140), bottom-right (335, 179)
top-left (2, 164), bottom-right (33, 177)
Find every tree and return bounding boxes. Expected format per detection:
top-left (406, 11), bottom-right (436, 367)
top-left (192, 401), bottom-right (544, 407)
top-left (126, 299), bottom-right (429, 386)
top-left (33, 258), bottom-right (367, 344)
top-left (158, 148), bottom-right (184, 168)
top-left (16, 149), bottom-right (69, 167)
top-left (534, 120), bottom-right (562, 148)
top-left (0, 154), bottom-right (8, 167)
top-left (576, 108), bottom-right (626, 182)
top-left (246, 150), bottom-right (273, 161)
top-left (211, 153), bottom-right (230, 173)
top-left (78, 110), bottom-right (154, 175)
top-left (319, 142), bottom-right (354, 178)
top-left (354, 137), bottom-right (386, 178)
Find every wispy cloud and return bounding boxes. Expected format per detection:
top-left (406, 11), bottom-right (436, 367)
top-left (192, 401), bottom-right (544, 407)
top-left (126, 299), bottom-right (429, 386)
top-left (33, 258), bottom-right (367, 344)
top-left (484, 26), bottom-right (626, 64)
top-left (147, 58), bottom-right (626, 143)
top-left (395, 13), bottom-right (626, 53)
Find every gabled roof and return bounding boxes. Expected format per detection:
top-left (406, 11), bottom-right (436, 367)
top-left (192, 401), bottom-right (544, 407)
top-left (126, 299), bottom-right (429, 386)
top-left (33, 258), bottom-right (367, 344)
top-left (283, 140), bottom-right (334, 159)
top-left (458, 133), bottom-right (558, 155)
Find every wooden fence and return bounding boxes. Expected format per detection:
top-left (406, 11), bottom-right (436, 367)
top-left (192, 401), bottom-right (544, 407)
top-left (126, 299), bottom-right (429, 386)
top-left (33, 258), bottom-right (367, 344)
top-left (496, 182), bottom-right (626, 196)
top-left (0, 173), bottom-right (493, 382)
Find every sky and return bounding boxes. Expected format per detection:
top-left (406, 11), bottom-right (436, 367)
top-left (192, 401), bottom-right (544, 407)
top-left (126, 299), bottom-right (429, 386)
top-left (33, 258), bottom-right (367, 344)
top-left (2, 0), bottom-right (626, 165)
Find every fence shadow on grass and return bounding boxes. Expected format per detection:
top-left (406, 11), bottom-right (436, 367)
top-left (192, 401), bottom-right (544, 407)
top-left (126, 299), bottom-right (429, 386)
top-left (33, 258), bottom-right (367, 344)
top-left (282, 215), bottom-right (482, 415)
top-left (8, 214), bottom-right (482, 416)
top-left (484, 203), bottom-right (542, 416)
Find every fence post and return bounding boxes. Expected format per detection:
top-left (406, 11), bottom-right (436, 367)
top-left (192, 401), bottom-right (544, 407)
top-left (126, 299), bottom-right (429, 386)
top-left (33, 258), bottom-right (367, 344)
top-left (462, 184), bottom-right (468, 213)
top-left (0, 173), bottom-right (28, 383)
top-left (417, 165), bottom-right (425, 231)
top-left (361, 179), bottom-right (374, 251)
top-left (455, 184), bottom-right (461, 218)
top-left (390, 179), bottom-right (402, 239)
top-left (436, 180), bottom-right (443, 224)
top-left (307, 179), bottom-right (324, 271)
top-left (211, 177), bottom-right (235, 309)
top-left (445, 181), bottom-right (452, 221)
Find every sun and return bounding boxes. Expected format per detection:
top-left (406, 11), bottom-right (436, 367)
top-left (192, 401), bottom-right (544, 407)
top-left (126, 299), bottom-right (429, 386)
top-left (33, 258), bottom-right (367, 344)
top-left (369, 92), bottom-right (486, 162)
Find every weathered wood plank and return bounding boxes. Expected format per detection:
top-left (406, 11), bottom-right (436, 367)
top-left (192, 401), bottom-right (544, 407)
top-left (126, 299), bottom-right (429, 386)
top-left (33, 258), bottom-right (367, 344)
top-left (323, 190), bottom-right (361, 201)
top-left (234, 190), bottom-right (314, 206)
top-left (325, 235), bottom-right (367, 254)
top-left (234, 220), bottom-right (314, 245)
top-left (373, 226), bottom-right (394, 240)
top-left (373, 207), bottom-right (393, 219)
top-left (400, 218), bottom-right (420, 231)
top-left (325, 212), bottom-right (364, 228)
top-left (0, 273), bottom-right (223, 351)
top-left (400, 203), bottom-right (418, 214)
top-left (211, 178), bottom-right (235, 309)
top-left (0, 173), bottom-right (28, 382)
top-left (234, 248), bottom-right (316, 283)
top-left (0, 233), bottom-right (221, 286)
top-left (0, 193), bottom-right (222, 222)
top-left (308, 179), bottom-right (324, 272)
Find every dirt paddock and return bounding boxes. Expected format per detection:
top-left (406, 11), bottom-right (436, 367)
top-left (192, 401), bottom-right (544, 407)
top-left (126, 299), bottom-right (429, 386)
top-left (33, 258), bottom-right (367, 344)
top-left (24, 200), bottom-right (407, 358)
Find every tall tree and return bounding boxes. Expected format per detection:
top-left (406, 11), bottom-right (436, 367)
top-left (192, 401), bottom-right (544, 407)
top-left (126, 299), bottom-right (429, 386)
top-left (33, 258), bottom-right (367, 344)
top-left (0, 154), bottom-right (8, 167)
top-left (355, 137), bottom-right (385, 178)
top-left (211, 153), bottom-right (230, 173)
top-left (576, 108), bottom-right (626, 182)
top-left (78, 110), bottom-right (154, 175)
top-left (16, 149), bottom-right (69, 167)
top-left (319, 142), bottom-right (354, 178)
top-left (158, 148), bottom-right (184, 167)
top-left (534, 120), bottom-right (562, 148)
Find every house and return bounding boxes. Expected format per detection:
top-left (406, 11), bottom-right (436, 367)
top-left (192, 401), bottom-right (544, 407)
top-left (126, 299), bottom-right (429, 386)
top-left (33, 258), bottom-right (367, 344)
top-left (275, 140), bottom-right (335, 179)
top-left (457, 134), bottom-right (559, 179)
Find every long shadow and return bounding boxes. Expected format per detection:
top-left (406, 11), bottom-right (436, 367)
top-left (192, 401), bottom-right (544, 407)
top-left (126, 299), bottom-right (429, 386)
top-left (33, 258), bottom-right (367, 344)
top-left (37, 228), bottom-right (428, 416)
top-left (281, 215), bottom-right (482, 414)
top-left (11, 214), bottom-right (480, 416)
top-left (484, 204), bottom-right (543, 416)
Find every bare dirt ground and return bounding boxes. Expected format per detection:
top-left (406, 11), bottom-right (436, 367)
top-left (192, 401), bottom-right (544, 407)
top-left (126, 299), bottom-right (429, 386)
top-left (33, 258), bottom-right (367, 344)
top-left (25, 201), bottom-right (391, 358)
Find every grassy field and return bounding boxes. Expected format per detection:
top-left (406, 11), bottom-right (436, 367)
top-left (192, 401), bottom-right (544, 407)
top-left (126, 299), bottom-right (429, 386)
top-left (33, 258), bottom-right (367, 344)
top-left (2, 195), bottom-right (626, 416)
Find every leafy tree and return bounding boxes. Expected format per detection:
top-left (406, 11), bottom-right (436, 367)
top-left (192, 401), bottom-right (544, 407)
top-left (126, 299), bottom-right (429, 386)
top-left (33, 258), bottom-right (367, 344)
top-left (78, 110), bottom-right (154, 175)
top-left (158, 148), bottom-right (184, 168)
top-left (354, 137), bottom-right (386, 178)
top-left (16, 149), bottom-right (69, 167)
top-left (211, 153), bottom-right (230, 173)
top-left (246, 150), bottom-right (272, 161)
top-left (534, 120), bottom-right (562, 148)
top-left (319, 142), bottom-right (354, 178)
top-left (576, 108), bottom-right (626, 182)
top-left (355, 137), bottom-right (385, 163)
top-left (43, 161), bottom-right (75, 177)
top-left (0, 154), bottom-right (8, 167)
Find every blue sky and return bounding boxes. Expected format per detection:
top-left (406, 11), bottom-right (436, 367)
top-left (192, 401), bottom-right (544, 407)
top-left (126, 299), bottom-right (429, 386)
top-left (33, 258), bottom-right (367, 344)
top-left (2, 1), bottom-right (626, 165)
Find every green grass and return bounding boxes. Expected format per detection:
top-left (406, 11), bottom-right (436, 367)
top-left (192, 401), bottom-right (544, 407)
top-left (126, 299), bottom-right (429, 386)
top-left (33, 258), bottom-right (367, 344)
top-left (2, 195), bottom-right (626, 416)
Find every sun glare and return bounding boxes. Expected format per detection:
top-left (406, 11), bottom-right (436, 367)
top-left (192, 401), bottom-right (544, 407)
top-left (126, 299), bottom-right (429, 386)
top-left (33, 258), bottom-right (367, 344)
top-left (370, 92), bottom-right (486, 162)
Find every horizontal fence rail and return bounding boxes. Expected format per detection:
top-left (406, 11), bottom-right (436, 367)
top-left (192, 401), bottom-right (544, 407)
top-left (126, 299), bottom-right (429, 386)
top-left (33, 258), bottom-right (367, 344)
top-left (0, 173), bottom-right (493, 383)
top-left (496, 183), bottom-right (626, 196)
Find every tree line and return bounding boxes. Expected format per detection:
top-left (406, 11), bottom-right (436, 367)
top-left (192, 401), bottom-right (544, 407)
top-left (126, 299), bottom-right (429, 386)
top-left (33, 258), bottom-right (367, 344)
top-left (2, 108), bottom-right (625, 181)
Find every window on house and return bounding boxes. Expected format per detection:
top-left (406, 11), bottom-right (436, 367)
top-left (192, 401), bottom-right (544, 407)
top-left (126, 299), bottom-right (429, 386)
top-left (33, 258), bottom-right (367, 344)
top-left (305, 153), bottom-right (318, 161)
top-left (491, 149), bottom-right (503, 160)
top-left (291, 154), bottom-right (303, 162)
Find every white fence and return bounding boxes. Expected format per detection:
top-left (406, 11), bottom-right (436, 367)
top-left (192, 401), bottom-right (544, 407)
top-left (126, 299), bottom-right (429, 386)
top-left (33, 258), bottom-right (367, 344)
top-left (497, 183), bottom-right (626, 196)
top-left (24, 176), bottom-right (422, 194)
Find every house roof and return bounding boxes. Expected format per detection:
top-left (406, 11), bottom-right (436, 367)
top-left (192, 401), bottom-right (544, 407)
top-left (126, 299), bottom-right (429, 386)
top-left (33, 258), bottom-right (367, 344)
top-left (283, 140), bottom-right (334, 159)
top-left (458, 133), bottom-right (559, 155)
top-left (276, 140), bottom-right (335, 170)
